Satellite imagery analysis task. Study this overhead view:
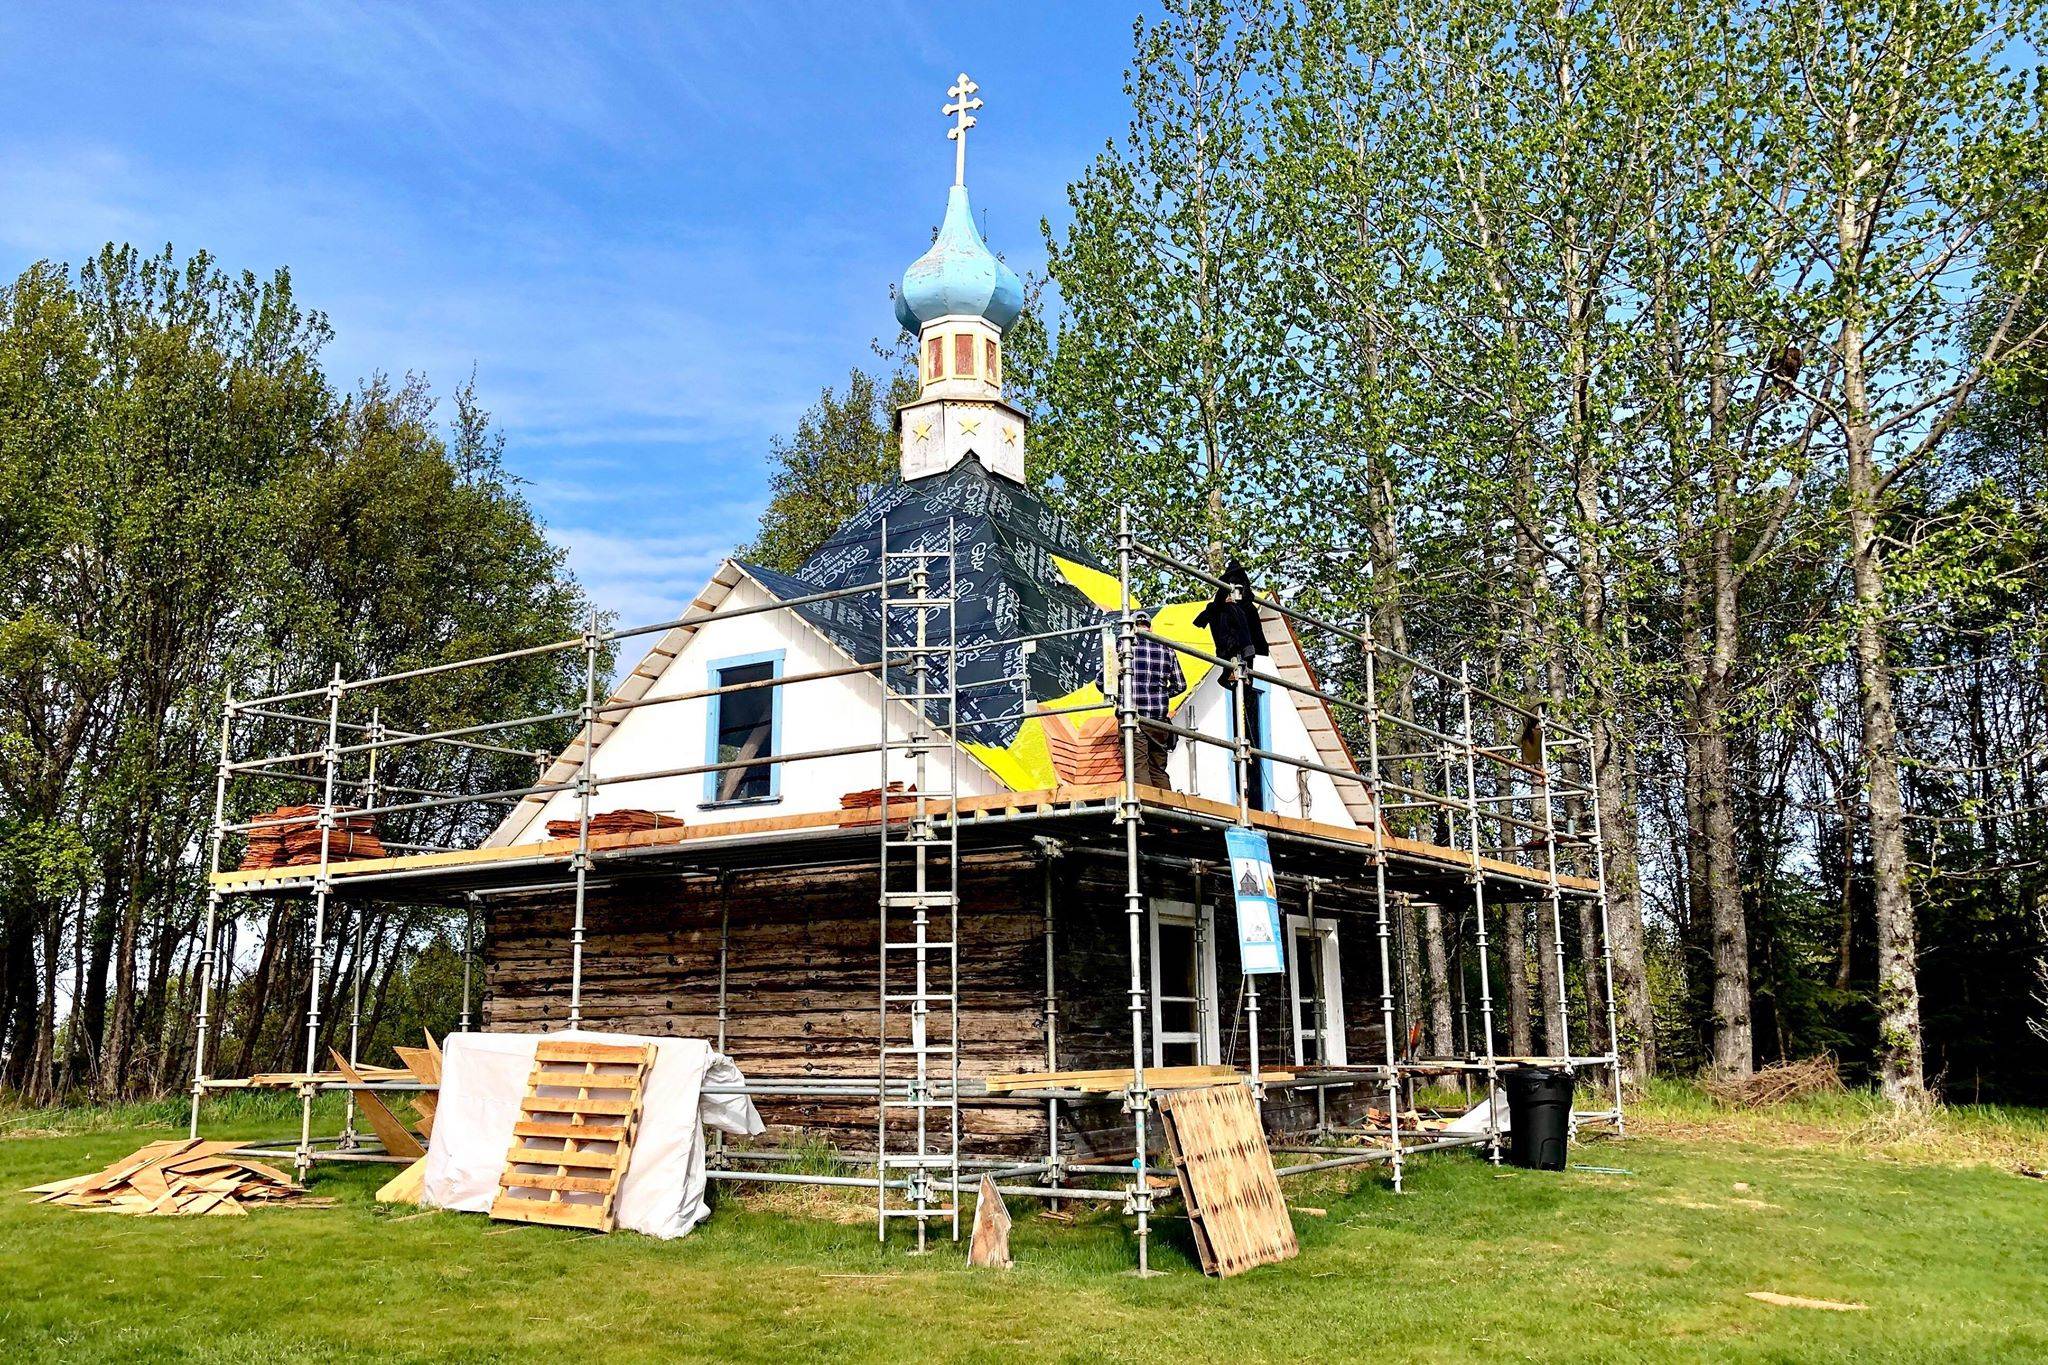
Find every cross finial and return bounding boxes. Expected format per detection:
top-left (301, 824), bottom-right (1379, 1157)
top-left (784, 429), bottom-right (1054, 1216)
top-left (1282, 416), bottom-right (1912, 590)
top-left (943, 72), bottom-right (982, 187)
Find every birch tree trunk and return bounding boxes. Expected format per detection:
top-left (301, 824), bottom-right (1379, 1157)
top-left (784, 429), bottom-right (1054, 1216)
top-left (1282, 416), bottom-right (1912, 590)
top-left (1842, 314), bottom-right (1925, 1100)
top-left (1420, 897), bottom-right (1456, 1055)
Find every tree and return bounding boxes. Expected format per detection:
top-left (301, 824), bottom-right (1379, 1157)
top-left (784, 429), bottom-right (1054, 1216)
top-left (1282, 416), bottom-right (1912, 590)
top-left (0, 245), bottom-right (592, 1100)
top-left (1044, 0), bottom-right (2048, 1105)
top-left (1744, 0), bottom-right (2048, 1100)
top-left (744, 366), bottom-right (914, 572)
top-left (1037, 0), bottom-right (1296, 569)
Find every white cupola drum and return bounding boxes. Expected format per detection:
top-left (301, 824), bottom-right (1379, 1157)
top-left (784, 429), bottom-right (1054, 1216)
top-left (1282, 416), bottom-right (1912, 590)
top-left (894, 72), bottom-right (1028, 484)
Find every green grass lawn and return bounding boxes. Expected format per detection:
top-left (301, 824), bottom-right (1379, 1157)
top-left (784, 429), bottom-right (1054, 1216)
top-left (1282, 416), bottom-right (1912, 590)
top-left (2, 1091), bottom-right (2045, 1363)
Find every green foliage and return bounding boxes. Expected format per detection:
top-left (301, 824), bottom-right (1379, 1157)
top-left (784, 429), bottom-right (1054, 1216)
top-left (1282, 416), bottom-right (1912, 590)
top-left (0, 245), bottom-right (593, 1101)
top-left (745, 366), bottom-right (916, 572)
top-left (1022, 0), bottom-right (2048, 1099)
top-left (2, 1115), bottom-right (2046, 1359)
top-left (1035, 0), bottom-right (1296, 566)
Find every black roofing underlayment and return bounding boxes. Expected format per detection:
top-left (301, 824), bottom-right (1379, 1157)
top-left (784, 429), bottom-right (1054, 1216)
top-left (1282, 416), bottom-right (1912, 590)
top-left (737, 456), bottom-right (1111, 748)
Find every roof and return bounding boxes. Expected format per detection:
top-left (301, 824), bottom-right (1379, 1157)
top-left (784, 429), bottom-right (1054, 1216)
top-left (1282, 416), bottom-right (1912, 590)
top-left (738, 455), bottom-right (1111, 749)
top-left (483, 562), bottom-right (748, 847)
top-left (487, 457), bottom-right (1373, 836)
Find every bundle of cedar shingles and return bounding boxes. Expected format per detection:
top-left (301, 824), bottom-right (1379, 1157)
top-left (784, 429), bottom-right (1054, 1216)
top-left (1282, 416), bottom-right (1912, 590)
top-left (545, 808), bottom-right (682, 839)
top-left (21, 1138), bottom-right (331, 1217)
top-left (838, 783), bottom-right (915, 824)
top-left (238, 804), bottom-right (387, 870)
top-left (839, 782), bottom-right (911, 811)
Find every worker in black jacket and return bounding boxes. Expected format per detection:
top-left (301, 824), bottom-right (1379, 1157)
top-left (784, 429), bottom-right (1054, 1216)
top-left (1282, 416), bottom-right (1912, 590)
top-left (1195, 560), bottom-right (1270, 801)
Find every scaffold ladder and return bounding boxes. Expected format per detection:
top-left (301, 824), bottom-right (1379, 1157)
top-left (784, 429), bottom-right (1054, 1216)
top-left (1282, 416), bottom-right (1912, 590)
top-left (875, 520), bottom-right (961, 1249)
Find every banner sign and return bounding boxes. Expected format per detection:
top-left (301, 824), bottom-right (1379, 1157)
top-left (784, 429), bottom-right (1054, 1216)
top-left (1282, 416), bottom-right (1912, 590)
top-left (1225, 827), bottom-right (1284, 974)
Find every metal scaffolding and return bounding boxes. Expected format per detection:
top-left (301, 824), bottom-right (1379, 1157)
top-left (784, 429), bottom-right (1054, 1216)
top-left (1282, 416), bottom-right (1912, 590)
top-left (185, 505), bottom-right (1622, 1269)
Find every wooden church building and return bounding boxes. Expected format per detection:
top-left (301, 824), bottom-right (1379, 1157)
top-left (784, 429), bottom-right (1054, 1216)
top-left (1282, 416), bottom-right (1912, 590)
top-left (201, 80), bottom-right (1608, 1197)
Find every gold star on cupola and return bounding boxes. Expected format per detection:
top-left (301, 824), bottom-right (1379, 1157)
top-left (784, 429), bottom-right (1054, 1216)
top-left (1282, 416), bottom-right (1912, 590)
top-left (1000, 425), bottom-right (1018, 445)
top-left (912, 420), bottom-right (932, 442)
top-left (959, 416), bottom-right (981, 436)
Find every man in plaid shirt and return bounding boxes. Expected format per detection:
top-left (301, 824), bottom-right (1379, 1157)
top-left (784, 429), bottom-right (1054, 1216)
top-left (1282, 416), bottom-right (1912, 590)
top-left (1109, 607), bottom-right (1186, 789)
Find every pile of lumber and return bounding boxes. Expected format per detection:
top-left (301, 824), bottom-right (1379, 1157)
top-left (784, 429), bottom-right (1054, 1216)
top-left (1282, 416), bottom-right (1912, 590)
top-left (238, 804), bottom-right (386, 870)
top-left (21, 1139), bottom-right (331, 1216)
top-left (545, 808), bottom-right (682, 839)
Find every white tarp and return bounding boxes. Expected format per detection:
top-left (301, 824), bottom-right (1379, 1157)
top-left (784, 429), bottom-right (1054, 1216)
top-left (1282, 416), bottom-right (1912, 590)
top-left (1447, 1088), bottom-right (1508, 1134)
top-left (421, 1029), bottom-right (763, 1239)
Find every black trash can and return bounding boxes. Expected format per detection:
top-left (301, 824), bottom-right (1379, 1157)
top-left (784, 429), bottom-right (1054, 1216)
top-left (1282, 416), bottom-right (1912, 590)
top-left (1503, 1067), bottom-right (1573, 1170)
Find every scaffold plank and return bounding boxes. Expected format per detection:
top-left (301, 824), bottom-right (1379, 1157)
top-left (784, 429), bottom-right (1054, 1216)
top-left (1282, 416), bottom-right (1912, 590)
top-left (206, 782), bottom-right (1594, 895)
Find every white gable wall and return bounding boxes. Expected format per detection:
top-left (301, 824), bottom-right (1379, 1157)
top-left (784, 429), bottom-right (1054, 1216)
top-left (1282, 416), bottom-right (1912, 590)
top-left (502, 575), bottom-right (1001, 844)
top-left (1169, 672), bottom-right (1358, 826)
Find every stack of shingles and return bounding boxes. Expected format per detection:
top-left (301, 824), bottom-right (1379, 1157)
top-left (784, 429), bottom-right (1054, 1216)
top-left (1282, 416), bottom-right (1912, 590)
top-left (20, 1139), bottom-right (332, 1217)
top-left (839, 782), bottom-right (913, 823)
top-left (1041, 713), bottom-right (1125, 786)
top-left (545, 809), bottom-right (682, 839)
top-left (237, 804), bottom-right (386, 871)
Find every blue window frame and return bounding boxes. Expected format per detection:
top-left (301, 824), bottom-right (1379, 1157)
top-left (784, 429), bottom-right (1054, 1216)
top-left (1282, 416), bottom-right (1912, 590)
top-left (1226, 675), bottom-right (1276, 812)
top-left (702, 649), bottom-right (784, 806)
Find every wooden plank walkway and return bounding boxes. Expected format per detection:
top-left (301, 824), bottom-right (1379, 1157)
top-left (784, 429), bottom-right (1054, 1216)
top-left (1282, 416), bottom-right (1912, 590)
top-left (209, 783), bottom-right (1596, 895)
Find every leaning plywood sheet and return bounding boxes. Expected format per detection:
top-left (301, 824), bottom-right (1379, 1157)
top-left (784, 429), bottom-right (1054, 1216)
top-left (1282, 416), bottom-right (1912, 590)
top-left (1153, 1082), bottom-right (1298, 1277)
top-left (393, 1043), bottom-right (442, 1138)
top-left (375, 1156), bottom-right (427, 1205)
top-left (490, 1038), bottom-right (656, 1232)
top-left (330, 1049), bottom-right (426, 1159)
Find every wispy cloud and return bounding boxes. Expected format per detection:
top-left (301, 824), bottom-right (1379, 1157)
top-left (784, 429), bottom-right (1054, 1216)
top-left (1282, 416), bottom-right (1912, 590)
top-left (0, 145), bottom-right (148, 256)
top-left (553, 518), bottom-right (760, 626)
top-left (0, 2), bottom-right (1136, 639)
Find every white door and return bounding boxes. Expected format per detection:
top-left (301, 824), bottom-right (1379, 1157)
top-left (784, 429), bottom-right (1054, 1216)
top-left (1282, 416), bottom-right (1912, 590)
top-left (1285, 913), bottom-right (1347, 1065)
top-left (1150, 898), bottom-right (1221, 1067)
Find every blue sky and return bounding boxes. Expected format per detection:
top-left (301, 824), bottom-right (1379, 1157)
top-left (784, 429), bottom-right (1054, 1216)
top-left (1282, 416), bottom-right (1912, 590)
top-left (0, 3), bottom-right (1139, 623)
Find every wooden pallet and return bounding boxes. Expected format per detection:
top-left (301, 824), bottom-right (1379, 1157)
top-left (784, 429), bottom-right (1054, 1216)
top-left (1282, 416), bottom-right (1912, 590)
top-left (489, 1039), bottom-right (655, 1232)
top-left (1153, 1082), bottom-right (1298, 1277)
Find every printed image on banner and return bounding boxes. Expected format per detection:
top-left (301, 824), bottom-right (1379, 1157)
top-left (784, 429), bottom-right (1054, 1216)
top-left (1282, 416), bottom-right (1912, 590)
top-left (1225, 826), bottom-right (1283, 974)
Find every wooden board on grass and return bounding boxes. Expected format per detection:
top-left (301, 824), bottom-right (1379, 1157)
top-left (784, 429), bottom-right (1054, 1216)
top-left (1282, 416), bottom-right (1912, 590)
top-left (28, 1139), bottom-right (309, 1217)
top-left (1153, 1082), bottom-right (1298, 1278)
top-left (376, 1157), bottom-right (427, 1205)
top-left (489, 1038), bottom-right (654, 1233)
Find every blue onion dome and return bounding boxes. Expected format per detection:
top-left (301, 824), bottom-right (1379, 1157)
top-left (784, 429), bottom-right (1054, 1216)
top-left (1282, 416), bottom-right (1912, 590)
top-left (895, 184), bottom-right (1024, 334)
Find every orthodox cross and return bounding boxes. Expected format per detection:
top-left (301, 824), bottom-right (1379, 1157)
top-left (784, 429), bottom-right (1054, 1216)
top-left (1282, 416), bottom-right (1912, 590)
top-left (944, 72), bottom-right (982, 186)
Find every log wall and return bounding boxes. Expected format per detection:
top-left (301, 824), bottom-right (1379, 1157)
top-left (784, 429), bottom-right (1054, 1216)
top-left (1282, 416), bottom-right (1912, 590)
top-left (484, 851), bottom-right (1047, 1151)
top-left (483, 845), bottom-right (1392, 1160)
top-left (1046, 853), bottom-right (1389, 1157)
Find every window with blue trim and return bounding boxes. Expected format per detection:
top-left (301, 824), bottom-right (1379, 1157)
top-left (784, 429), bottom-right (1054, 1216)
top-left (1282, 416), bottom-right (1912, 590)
top-left (703, 651), bottom-right (783, 805)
